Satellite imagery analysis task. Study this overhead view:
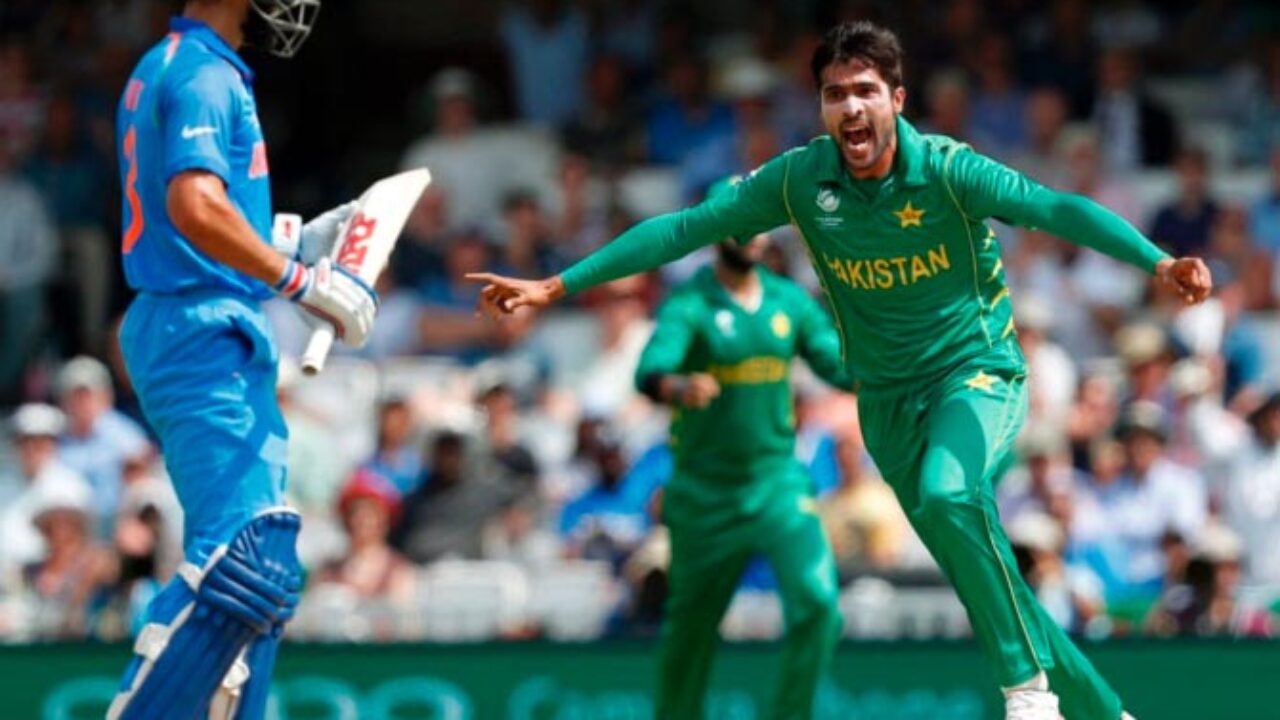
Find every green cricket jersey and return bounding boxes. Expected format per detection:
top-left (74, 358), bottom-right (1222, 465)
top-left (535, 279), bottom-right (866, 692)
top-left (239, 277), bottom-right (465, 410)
top-left (635, 265), bottom-right (849, 482)
top-left (564, 117), bottom-right (1170, 389)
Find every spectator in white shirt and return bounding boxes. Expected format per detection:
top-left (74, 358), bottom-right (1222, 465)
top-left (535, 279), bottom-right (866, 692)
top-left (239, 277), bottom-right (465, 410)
top-left (1014, 294), bottom-right (1078, 429)
top-left (55, 356), bottom-right (152, 526)
top-left (1072, 402), bottom-right (1208, 604)
top-left (1220, 392), bottom-right (1280, 593)
top-left (0, 404), bottom-right (92, 583)
top-left (998, 424), bottom-right (1080, 528)
top-left (1008, 512), bottom-right (1107, 636)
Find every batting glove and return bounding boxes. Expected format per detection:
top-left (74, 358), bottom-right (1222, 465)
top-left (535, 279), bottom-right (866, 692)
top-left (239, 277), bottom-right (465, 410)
top-left (270, 201), bottom-right (358, 263)
top-left (274, 257), bottom-right (378, 348)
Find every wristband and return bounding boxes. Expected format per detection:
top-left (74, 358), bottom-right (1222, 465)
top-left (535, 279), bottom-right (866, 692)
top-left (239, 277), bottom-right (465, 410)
top-left (274, 258), bottom-right (309, 300)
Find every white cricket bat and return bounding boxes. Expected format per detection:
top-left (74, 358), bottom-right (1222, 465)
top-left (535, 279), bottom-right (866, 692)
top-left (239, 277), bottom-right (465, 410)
top-left (300, 168), bottom-right (432, 375)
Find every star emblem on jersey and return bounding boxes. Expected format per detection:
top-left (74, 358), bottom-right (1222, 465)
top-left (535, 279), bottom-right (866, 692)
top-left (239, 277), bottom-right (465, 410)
top-left (965, 370), bottom-right (998, 393)
top-left (816, 187), bottom-right (840, 213)
top-left (894, 201), bottom-right (925, 229)
top-left (771, 311), bottom-right (792, 338)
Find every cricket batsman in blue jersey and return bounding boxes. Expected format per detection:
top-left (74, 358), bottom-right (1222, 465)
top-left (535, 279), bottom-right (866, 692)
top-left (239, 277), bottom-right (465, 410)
top-left (107, 1), bottom-right (377, 718)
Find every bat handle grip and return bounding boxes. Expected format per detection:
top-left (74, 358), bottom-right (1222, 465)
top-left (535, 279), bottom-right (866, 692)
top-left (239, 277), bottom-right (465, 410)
top-left (300, 323), bottom-right (336, 376)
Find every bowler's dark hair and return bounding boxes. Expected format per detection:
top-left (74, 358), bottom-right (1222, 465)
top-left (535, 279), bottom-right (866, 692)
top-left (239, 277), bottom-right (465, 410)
top-left (810, 21), bottom-right (904, 90)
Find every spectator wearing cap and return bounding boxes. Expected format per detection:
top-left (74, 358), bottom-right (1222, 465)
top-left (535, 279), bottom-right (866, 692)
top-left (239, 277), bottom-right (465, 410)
top-left (54, 356), bottom-right (151, 522)
top-left (679, 56), bottom-right (784, 197)
top-left (0, 404), bottom-right (92, 582)
top-left (1113, 322), bottom-right (1174, 412)
top-left (399, 68), bottom-right (519, 235)
top-left (316, 469), bottom-right (415, 604)
top-left (19, 476), bottom-right (113, 639)
top-left (1219, 392), bottom-right (1280, 594)
top-left (1008, 512), bottom-right (1106, 636)
top-left (1015, 294), bottom-right (1077, 428)
top-left (1145, 523), bottom-right (1272, 637)
top-left (1166, 359), bottom-right (1247, 472)
top-left (1066, 373), bottom-right (1121, 471)
top-left (998, 424), bottom-right (1081, 530)
top-left (1072, 402), bottom-right (1208, 608)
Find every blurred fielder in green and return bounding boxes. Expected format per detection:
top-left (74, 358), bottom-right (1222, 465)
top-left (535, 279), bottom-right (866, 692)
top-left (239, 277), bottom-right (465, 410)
top-left (470, 20), bottom-right (1211, 720)
top-left (634, 178), bottom-right (850, 719)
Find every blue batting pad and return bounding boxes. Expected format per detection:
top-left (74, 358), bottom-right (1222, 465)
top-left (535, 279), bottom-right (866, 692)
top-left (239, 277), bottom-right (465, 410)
top-left (109, 510), bottom-right (301, 720)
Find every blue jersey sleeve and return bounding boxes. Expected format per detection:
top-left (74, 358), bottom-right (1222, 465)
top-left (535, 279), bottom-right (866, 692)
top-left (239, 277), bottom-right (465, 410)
top-left (160, 62), bottom-right (238, 183)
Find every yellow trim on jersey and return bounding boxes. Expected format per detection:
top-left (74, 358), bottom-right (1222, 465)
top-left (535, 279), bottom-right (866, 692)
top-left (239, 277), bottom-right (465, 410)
top-left (989, 287), bottom-right (1010, 309)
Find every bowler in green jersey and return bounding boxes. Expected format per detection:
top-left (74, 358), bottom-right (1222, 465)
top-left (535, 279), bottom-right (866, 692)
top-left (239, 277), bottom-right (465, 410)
top-left (635, 194), bottom-right (850, 719)
top-left (470, 21), bottom-right (1211, 720)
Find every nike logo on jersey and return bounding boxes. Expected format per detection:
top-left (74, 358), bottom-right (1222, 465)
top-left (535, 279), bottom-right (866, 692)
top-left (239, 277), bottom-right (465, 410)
top-left (181, 125), bottom-right (217, 140)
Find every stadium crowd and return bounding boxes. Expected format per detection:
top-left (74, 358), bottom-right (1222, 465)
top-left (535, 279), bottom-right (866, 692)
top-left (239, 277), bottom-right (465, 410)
top-left (1, 0), bottom-right (1279, 644)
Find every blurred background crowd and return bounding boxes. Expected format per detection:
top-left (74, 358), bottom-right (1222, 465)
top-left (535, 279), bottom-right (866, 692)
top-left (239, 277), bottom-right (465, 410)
top-left (1, 0), bottom-right (1279, 645)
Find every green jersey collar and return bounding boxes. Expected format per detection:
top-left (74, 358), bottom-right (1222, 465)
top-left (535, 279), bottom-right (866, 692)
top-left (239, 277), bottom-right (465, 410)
top-left (816, 115), bottom-right (928, 188)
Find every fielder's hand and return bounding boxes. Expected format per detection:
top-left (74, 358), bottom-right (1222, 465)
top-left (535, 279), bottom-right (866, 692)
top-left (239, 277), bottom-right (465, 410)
top-left (274, 257), bottom-right (378, 348)
top-left (1155, 257), bottom-right (1213, 305)
top-left (465, 272), bottom-right (566, 319)
top-left (668, 373), bottom-right (721, 409)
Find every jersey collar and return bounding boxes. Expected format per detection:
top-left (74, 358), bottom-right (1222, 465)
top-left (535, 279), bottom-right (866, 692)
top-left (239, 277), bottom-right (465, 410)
top-left (169, 17), bottom-right (255, 83)
top-left (817, 115), bottom-right (928, 189)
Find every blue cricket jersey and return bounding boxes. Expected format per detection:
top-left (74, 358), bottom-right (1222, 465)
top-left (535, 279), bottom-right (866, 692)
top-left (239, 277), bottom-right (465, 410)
top-left (117, 17), bottom-right (273, 298)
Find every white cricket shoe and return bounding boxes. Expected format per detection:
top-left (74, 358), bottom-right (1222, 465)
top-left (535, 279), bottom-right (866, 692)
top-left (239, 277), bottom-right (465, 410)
top-left (1122, 713), bottom-right (1137, 720)
top-left (1005, 689), bottom-right (1062, 720)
